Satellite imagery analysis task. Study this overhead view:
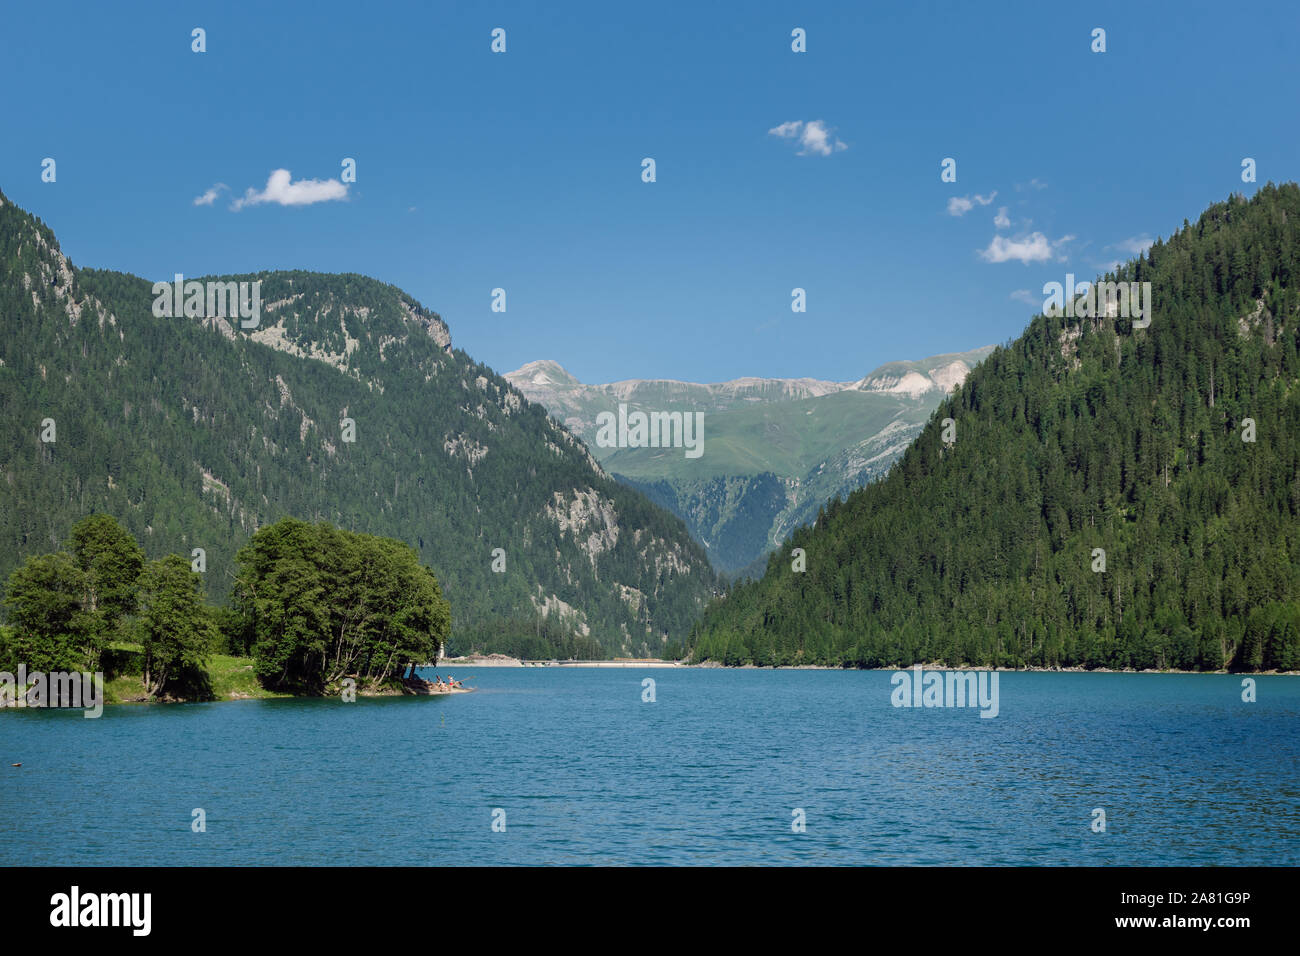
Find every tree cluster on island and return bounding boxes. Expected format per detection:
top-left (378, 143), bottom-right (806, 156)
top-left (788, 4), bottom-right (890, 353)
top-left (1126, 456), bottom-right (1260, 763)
top-left (0, 514), bottom-right (449, 701)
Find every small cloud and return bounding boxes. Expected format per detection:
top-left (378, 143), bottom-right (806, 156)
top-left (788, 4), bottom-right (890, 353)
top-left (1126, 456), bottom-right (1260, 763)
top-left (768, 119), bottom-right (847, 157)
top-left (979, 231), bottom-right (1073, 264)
top-left (994, 206), bottom-right (1010, 229)
top-left (1015, 178), bottom-right (1048, 192)
top-left (947, 192), bottom-right (997, 217)
top-left (193, 183), bottom-right (228, 206)
top-left (231, 169), bottom-right (349, 211)
top-left (1009, 289), bottom-right (1039, 305)
top-left (1109, 235), bottom-right (1154, 256)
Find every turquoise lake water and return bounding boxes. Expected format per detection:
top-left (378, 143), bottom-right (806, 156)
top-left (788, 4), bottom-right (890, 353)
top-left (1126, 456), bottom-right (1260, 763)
top-left (2, 669), bottom-right (1297, 865)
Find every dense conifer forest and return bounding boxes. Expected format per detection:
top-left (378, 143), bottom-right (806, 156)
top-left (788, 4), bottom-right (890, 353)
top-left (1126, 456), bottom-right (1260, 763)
top-left (691, 185), bottom-right (1300, 671)
top-left (0, 189), bottom-right (716, 659)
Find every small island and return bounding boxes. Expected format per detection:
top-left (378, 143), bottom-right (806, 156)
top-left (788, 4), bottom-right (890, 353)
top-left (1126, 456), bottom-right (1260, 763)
top-left (0, 515), bottom-right (451, 707)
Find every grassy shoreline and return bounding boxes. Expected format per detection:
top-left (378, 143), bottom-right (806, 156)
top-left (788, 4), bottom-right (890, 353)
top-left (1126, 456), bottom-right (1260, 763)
top-left (102, 653), bottom-right (292, 705)
top-left (93, 643), bottom-right (414, 706)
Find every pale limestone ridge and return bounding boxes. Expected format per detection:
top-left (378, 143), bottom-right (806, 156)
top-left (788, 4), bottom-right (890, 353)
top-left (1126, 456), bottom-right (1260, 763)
top-left (506, 348), bottom-right (994, 413)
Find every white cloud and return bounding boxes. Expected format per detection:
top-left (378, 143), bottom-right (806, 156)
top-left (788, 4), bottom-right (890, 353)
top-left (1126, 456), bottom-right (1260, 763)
top-left (947, 191), bottom-right (997, 217)
top-left (798, 120), bottom-right (847, 156)
top-left (994, 206), bottom-right (1010, 229)
top-left (193, 183), bottom-right (228, 206)
top-left (231, 169), bottom-right (349, 211)
top-left (1009, 289), bottom-right (1039, 305)
top-left (768, 119), bottom-right (847, 157)
top-left (979, 231), bottom-right (1074, 264)
top-left (1015, 178), bottom-right (1048, 192)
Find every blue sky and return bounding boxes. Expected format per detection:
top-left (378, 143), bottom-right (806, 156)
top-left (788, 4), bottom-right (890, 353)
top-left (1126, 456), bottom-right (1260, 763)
top-left (2, 0), bottom-right (1296, 384)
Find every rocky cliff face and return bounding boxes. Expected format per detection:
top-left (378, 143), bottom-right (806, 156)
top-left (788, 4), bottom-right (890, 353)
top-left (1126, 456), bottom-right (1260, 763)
top-left (851, 351), bottom-right (991, 397)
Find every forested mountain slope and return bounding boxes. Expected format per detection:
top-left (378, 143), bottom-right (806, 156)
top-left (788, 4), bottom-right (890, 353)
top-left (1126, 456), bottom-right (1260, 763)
top-left (0, 188), bottom-right (716, 657)
top-left (691, 185), bottom-right (1300, 671)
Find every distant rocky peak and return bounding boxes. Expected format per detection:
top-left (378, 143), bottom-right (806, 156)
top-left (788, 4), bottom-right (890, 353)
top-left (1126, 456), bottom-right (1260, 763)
top-left (853, 347), bottom-right (994, 399)
top-left (512, 359), bottom-right (581, 387)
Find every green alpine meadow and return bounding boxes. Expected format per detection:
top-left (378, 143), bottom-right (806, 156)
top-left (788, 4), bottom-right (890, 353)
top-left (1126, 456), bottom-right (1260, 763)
top-left (506, 347), bottom-right (994, 577)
